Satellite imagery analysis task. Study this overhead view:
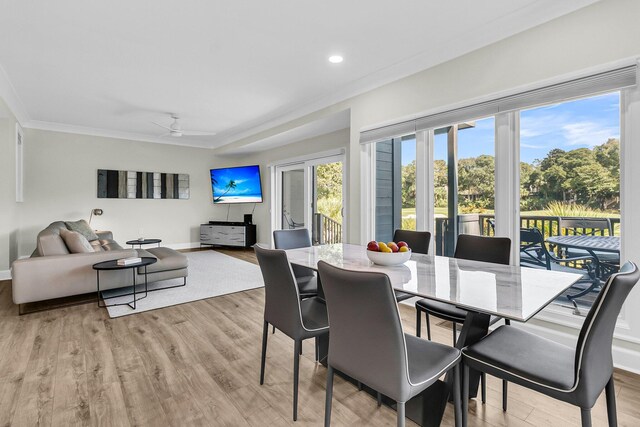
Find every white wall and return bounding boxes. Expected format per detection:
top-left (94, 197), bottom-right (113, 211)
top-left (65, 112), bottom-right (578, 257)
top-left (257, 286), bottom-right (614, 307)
top-left (211, 128), bottom-right (349, 244)
top-left (0, 98), bottom-right (17, 275)
top-left (15, 129), bottom-right (216, 256)
top-left (215, 0), bottom-right (640, 372)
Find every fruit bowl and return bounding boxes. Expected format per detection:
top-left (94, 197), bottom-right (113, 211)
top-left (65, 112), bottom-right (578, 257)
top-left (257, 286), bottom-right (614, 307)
top-left (366, 249), bottom-right (412, 266)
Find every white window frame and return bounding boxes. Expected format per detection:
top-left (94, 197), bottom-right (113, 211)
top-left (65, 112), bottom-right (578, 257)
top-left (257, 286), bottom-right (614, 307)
top-left (271, 149), bottom-right (347, 245)
top-left (361, 69), bottom-right (638, 331)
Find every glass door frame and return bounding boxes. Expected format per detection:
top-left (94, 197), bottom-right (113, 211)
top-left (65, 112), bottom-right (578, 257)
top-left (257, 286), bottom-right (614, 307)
top-left (271, 150), bottom-right (347, 245)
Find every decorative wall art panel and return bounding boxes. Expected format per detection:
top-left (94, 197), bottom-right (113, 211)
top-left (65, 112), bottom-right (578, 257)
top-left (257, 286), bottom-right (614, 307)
top-left (97, 169), bottom-right (190, 199)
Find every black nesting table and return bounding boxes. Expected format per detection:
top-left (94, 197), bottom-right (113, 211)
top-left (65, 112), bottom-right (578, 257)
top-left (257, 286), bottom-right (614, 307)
top-left (126, 238), bottom-right (162, 248)
top-left (92, 257), bottom-right (157, 309)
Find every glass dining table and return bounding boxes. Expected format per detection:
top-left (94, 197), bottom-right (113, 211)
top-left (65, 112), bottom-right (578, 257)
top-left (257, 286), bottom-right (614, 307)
top-left (284, 243), bottom-right (582, 427)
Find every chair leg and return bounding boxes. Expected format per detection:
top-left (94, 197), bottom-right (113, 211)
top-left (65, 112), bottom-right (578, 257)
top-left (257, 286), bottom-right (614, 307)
top-left (357, 381), bottom-right (363, 391)
top-left (397, 401), bottom-right (406, 427)
top-left (260, 321), bottom-right (268, 385)
top-left (453, 364), bottom-right (462, 427)
top-left (416, 307), bottom-right (422, 337)
top-left (481, 373), bottom-right (486, 404)
top-left (293, 340), bottom-right (301, 421)
top-left (426, 312), bottom-right (432, 340)
top-left (452, 322), bottom-right (457, 346)
top-left (581, 408), bottom-right (592, 427)
top-left (502, 380), bottom-right (508, 412)
top-left (272, 324), bottom-right (276, 334)
top-left (605, 375), bottom-right (617, 427)
top-left (505, 319), bottom-right (511, 326)
top-left (315, 337), bottom-right (319, 362)
top-left (377, 392), bottom-right (382, 407)
top-left (324, 365), bottom-right (334, 427)
top-left (462, 364), bottom-right (469, 427)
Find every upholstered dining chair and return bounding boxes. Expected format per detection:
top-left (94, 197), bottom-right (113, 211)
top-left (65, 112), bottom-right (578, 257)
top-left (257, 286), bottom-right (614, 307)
top-left (392, 229), bottom-right (431, 303)
top-left (318, 261), bottom-right (462, 427)
top-left (462, 262), bottom-right (639, 427)
top-left (254, 244), bottom-right (329, 421)
top-left (414, 233), bottom-right (511, 404)
top-left (273, 229), bottom-right (318, 298)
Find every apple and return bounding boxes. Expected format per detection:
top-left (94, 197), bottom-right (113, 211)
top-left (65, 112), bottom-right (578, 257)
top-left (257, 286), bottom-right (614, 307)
top-left (397, 241), bottom-right (408, 248)
top-left (367, 241), bottom-right (380, 252)
top-left (387, 242), bottom-right (399, 252)
top-left (378, 241), bottom-right (388, 249)
top-left (380, 246), bottom-right (393, 253)
top-left (399, 246), bottom-right (410, 253)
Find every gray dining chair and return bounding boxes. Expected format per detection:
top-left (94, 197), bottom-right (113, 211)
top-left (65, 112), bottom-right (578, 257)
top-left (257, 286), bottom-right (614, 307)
top-left (273, 229), bottom-right (319, 299)
top-left (462, 261), bottom-right (639, 427)
top-left (392, 229), bottom-right (431, 302)
top-left (318, 261), bottom-right (462, 427)
top-left (414, 233), bottom-right (511, 405)
top-left (254, 244), bottom-right (329, 421)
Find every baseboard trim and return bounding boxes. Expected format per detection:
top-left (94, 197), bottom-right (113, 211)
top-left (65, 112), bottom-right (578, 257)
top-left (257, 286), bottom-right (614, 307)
top-left (0, 270), bottom-right (11, 281)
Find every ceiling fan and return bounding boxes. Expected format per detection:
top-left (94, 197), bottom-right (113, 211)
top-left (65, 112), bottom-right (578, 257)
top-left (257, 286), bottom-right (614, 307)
top-left (151, 114), bottom-right (216, 137)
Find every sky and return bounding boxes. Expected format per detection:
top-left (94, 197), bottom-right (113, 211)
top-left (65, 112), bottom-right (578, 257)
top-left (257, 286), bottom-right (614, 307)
top-left (210, 165), bottom-right (263, 197)
top-left (401, 92), bottom-right (620, 165)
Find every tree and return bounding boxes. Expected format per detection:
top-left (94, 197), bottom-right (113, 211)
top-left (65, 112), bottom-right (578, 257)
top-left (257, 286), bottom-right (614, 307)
top-left (401, 160), bottom-right (416, 208)
top-left (213, 179), bottom-right (237, 202)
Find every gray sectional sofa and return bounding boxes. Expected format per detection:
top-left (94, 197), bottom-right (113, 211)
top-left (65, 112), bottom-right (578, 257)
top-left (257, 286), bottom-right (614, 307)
top-left (11, 221), bottom-right (188, 307)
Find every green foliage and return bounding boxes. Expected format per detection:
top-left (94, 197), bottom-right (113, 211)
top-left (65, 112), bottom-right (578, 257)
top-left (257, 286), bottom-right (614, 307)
top-left (545, 201), bottom-right (611, 218)
top-left (401, 160), bottom-right (416, 208)
top-left (315, 162), bottom-right (342, 200)
top-left (317, 196), bottom-right (342, 224)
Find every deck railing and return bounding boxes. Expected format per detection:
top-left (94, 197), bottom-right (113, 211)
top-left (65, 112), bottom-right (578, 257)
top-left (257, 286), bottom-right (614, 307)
top-left (434, 214), bottom-right (620, 256)
top-left (313, 213), bottom-right (342, 245)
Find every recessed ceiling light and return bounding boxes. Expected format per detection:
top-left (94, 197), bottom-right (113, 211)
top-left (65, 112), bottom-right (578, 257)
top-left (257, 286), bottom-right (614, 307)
top-left (328, 55), bottom-right (343, 64)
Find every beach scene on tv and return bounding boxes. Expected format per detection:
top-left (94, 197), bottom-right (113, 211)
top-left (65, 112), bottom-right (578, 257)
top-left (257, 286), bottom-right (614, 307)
top-left (210, 165), bottom-right (263, 204)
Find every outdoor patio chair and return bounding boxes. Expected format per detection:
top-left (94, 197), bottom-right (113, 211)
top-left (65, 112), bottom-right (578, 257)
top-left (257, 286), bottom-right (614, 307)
top-left (520, 227), bottom-right (600, 313)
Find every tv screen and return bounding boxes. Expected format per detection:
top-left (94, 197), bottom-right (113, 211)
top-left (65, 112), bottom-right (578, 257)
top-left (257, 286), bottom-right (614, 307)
top-left (210, 165), bottom-right (263, 204)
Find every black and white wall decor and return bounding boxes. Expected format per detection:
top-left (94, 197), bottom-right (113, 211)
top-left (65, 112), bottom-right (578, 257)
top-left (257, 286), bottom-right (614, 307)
top-left (97, 169), bottom-right (190, 199)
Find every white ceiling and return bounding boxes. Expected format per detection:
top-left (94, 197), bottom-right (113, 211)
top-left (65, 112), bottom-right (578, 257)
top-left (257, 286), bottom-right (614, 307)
top-left (0, 0), bottom-right (598, 151)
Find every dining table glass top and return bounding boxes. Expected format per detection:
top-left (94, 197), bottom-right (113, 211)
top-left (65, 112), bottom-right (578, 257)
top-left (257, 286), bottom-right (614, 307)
top-left (284, 243), bottom-right (582, 322)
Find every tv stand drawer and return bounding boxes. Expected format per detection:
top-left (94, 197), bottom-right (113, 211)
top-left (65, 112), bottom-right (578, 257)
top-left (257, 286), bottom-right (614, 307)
top-left (200, 224), bottom-right (256, 248)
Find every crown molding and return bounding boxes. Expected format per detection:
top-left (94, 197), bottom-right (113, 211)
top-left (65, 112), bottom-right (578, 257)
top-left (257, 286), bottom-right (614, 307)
top-left (0, 63), bottom-right (29, 124)
top-left (23, 120), bottom-right (212, 149)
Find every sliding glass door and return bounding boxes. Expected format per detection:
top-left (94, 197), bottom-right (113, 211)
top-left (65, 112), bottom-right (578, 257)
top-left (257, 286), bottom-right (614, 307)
top-left (274, 154), bottom-right (345, 244)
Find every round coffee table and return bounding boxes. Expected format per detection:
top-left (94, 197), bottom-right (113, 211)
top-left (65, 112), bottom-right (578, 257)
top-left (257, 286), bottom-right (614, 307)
top-left (126, 238), bottom-right (162, 248)
top-left (92, 257), bottom-right (157, 309)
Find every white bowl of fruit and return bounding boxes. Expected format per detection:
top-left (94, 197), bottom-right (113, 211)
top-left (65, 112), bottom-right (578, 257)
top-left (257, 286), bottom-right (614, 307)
top-left (366, 241), bottom-right (412, 266)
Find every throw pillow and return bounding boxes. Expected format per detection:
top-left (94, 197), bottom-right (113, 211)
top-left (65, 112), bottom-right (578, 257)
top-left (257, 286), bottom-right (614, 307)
top-left (64, 219), bottom-right (99, 241)
top-left (59, 228), bottom-right (95, 253)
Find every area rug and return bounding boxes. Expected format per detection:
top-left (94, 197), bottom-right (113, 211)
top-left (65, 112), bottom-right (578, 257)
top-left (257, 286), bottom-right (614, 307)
top-left (103, 250), bottom-right (263, 318)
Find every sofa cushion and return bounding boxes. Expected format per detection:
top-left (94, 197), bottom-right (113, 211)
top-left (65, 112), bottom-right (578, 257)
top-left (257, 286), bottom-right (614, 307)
top-left (65, 219), bottom-right (99, 241)
top-left (90, 240), bottom-right (105, 252)
top-left (59, 229), bottom-right (95, 253)
top-left (138, 247), bottom-right (188, 274)
top-left (36, 222), bottom-right (71, 256)
top-left (100, 240), bottom-right (124, 251)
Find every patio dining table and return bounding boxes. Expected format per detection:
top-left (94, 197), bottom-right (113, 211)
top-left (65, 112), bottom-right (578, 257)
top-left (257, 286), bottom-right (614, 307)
top-left (284, 243), bottom-right (581, 427)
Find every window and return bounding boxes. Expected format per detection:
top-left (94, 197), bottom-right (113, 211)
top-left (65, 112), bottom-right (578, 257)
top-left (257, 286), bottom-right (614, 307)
top-left (519, 92), bottom-right (621, 313)
top-left (432, 118), bottom-right (495, 256)
top-left (374, 135), bottom-right (415, 242)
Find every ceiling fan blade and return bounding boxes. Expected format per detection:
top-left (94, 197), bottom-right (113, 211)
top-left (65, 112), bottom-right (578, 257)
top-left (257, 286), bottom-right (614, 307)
top-left (151, 121), bottom-right (174, 131)
top-left (180, 130), bottom-right (217, 136)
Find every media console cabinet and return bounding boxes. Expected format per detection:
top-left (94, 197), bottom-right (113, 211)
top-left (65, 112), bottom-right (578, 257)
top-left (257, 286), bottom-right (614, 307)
top-left (199, 222), bottom-right (257, 248)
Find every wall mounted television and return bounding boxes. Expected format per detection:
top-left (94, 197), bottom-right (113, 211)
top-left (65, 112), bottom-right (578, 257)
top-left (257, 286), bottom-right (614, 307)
top-left (210, 165), bottom-right (263, 204)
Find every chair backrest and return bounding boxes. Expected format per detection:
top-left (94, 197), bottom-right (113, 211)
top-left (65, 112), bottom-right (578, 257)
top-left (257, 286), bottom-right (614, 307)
top-left (454, 234), bottom-right (511, 265)
top-left (559, 217), bottom-right (612, 236)
top-left (519, 227), bottom-right (551, 269)
top-left (458, 214), bottom-right (481, 235)
top-left (273, 229), bottom-right (314, 278)
top-left (318, 260), bottom-right (412, 402)
top-left (393, 229), bottom-right (431, 255)
top-left (573, 262), bottom-right (638, 404)
top-left (254, 244), bottom-right (305, 338)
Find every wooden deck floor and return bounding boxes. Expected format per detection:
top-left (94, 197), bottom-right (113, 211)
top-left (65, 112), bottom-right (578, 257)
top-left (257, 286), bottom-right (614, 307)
top-left (0, 248), bottom-right (638, 426)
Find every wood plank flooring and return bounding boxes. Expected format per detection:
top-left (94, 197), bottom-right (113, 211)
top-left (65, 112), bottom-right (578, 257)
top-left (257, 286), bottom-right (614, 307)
top-left (0, 249), bottom-right (639, 426)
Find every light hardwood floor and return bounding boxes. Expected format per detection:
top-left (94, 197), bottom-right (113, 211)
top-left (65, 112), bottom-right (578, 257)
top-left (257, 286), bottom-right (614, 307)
top-left (0, 249), bottom-right (639, 426)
